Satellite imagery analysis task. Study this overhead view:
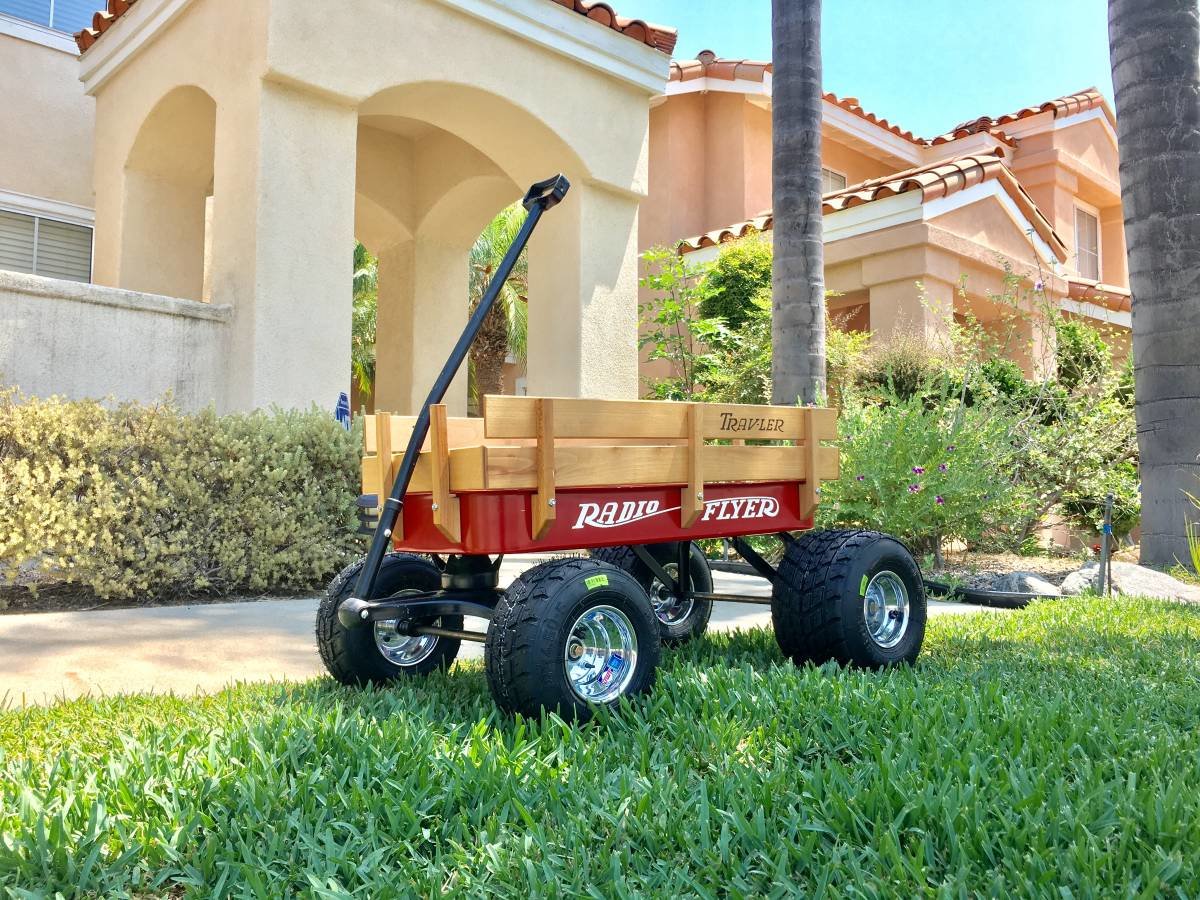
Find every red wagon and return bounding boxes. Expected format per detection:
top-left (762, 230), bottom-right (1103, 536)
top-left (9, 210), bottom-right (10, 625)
top-left (317, 176), bottom-right (926, 720)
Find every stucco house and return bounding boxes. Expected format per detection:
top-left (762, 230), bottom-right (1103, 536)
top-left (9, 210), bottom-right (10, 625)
top-left (1, 6), bottom-right (1129, 413)
top-left (646, 51), bottom-right (1132, 382)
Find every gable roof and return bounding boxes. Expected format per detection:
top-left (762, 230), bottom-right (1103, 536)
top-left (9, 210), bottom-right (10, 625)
top-left (930, 88), bottom-right (1112, 144)
top-left (676, 148), bottom-right (1068, 261)
top-left (665, 57), bottom-right (1110, 154)
top-left (75, 0), bottom-right (677, 55)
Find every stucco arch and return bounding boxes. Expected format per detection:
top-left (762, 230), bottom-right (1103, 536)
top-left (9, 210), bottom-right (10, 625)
top-left (119, 85), bottom-right (217, 301)
top-left (358, 81), bottom-right (590, 194)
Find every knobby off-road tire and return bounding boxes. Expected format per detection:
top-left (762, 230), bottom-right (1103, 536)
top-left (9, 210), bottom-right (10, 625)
top-left (316, 553), bottom-right (462, 685)
top-left (589, 543), bottom-right (714, 646)
top-left (772, 530), bottom-right (926, 668)
top-left (485, 558), bottom-right (661, 722)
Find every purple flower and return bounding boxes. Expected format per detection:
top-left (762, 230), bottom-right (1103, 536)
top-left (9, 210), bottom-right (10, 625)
top-left (1034, 279), bottom-right (1044, 292)
top-left (946, 444), bottom-right (956, 452)
top-left (856, 474), bottom-right (866, 481)
top-left (938, 463), bottom-right (949, 473)
top-left (908, 483), bottom-right (922, 494)
top-left (935, 495), bottom-right (945, 505)
top-left (912, 466), bottom-right (925, 475)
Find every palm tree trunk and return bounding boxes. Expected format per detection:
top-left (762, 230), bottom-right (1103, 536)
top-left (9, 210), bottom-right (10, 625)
top-left (771, 0), bottom-right (826, 406)
top-left (1108, 0), bottom-right (1200, 569)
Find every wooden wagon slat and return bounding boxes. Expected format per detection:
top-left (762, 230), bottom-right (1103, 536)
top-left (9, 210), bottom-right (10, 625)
top-left (533, 398), bottom-right (556, 540)
top-left (453, 443), bottom-right (840, 492)
top-left (482, 396), bottom-right (838, 443)
top-left (429, 404), bottom-right (461, 542)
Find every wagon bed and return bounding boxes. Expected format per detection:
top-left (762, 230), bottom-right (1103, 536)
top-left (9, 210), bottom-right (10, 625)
top-left (359, 395), bottom-right (840, 555)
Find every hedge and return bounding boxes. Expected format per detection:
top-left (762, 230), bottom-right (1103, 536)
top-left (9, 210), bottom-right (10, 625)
top-left (0, 390), bottom-right (365, 601)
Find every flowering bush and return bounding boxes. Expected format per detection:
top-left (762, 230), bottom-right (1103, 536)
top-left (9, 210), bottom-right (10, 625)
top-left (816, 390), bottom-right (1021, 555)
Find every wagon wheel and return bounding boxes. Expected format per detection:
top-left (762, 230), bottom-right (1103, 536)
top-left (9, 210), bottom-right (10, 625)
top-left (589, 543), bottom-right (714, 646)
top-left (485, 558), bottom-right (661, 721)
top-left (316, 553), bottom-right (462, 684)
top-left (771, 530), bottom-right (926, 668)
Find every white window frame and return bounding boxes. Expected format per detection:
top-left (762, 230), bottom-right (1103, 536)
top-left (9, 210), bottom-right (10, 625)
top-left (821, 166), bottom-right (849, 195)
top-left (0, 189), bottom-right (95, 282)
top-left (1073, 200), bottom-right (1102, 282)
top-left (0, 9), bottom-right (81, 53)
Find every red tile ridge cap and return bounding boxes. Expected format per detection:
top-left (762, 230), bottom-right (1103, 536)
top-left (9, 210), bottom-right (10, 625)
top-left (670, 49), bottom-right (773, 83)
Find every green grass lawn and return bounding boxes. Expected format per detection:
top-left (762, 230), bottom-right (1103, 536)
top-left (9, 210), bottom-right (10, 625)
top-left (2, 597), bottom-right (1199, 897)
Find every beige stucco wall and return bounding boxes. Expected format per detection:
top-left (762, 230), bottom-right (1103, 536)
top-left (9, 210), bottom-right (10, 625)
top-left (0, 32), bottom-right (94, 208)
top-left (821, 132), bottom-right (895, 187)
top-left (0, 270), bottom-right (228, 407)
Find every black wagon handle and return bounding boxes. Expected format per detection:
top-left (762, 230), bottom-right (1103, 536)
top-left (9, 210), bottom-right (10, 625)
top-left (522, 174), bottom-right (571, 212)
top-left (342, 175), bottom-right (571, 621)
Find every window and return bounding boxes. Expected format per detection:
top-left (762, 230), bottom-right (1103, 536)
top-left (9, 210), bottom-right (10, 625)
top-left (0, 209), bottom-right (93, 282)
top-left (0, 0), bottom-right (97, 33)
top-left (822, 167), bottom-right (848, 194)
top-left (1074, 206), bottom-right (1100, 281)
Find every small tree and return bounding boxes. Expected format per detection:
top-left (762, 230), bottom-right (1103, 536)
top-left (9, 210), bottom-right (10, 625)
top-left (638, 248), bottom-right (721, 400)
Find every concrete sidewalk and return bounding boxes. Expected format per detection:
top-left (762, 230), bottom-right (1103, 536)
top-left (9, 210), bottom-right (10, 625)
top-left (0, 559), bottom-right (993, 705)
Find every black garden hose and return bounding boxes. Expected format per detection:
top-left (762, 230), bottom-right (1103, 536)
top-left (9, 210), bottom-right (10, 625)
top-left (923, 579), bottom-right (1058, 610)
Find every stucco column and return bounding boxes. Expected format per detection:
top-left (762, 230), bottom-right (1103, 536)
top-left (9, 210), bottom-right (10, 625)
top-left (526, 181), bottom-right (640, 399)
top-left (374, 238), bottom-right (469, 416)
top-left (867, 277), bottom-right (954, 349)
top-left (211, 82), bottom-right (357, 411)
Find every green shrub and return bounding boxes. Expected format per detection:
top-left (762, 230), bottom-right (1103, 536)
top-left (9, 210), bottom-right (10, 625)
top-left (1055, 318), bottom-right (1111, 391)
top-left (856, 331), bottom-right (956, 403)
top-left (817, 390), bottom-right (1021, 555)
top-left (0, 391), bottom-right (364, 601)
top-left (697, 233), bottom-right (772, 328)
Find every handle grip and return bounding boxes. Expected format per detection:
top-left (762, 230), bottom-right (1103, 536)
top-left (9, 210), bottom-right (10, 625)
top-left (522, 174), bottom-right (571, 211)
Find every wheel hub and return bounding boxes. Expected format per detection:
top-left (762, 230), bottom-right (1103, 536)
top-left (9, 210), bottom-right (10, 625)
top-left (649, 563), bottom-right (694, 626)
top-left (563, 605), bottom-right (638, 703)
top-left (863, 571), bottom-right (910, 649)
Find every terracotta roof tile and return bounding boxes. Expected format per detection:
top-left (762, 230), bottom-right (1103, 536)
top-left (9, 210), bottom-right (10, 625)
top-left (669, 49), bottom-right (772, 83)
top-left (930, 88), bottom-right (1111, 144)
top-left (75, 0), bottom-right (676, 55)
top-left (822, 92), bottom-right (929, 146)
top-left (677, 148), bottom-right (1068, 262)
top-left (1067, 276), bottom-right (1132, 313)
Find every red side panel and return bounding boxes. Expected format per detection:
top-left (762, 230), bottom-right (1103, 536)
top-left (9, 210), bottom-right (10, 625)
top-left (393, 482), bottom-right (811, 555)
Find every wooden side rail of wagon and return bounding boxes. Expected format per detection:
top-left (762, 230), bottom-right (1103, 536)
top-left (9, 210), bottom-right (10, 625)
top-left (359, 396), bottom-right (840, 552)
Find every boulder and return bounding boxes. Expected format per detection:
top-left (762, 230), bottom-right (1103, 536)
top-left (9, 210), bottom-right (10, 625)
top-left (1109, 562), bottom-right (1200, 604)
top-left (993, 571), bottom-right (1062, 596)
top-left (1059, 560), bottom-right (1200, 603)
top-left (1060, 563), bottom-right (1100, 596)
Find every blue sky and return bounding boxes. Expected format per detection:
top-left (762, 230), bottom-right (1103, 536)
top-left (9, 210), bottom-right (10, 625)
top-left (628, 0), bottom-right (1114, 138)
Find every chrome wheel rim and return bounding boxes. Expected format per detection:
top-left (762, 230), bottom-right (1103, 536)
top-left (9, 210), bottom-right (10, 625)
top-left (374, 609), bottom-right (440, 667)
top-left (863, 571), bottom-right (910, 649)
top-left (649, 562), bottom-right (695, 626)
top-left (564, 605), bottom-right (638, 703)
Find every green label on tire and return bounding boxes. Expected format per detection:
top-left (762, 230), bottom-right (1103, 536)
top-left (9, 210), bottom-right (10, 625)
top-left (585, 574), bottom-right (609, 590)
top-left (859, 574), bottom-right (868, 596)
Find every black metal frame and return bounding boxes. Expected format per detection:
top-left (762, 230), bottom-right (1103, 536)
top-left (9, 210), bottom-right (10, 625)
top-left (627, 535), bottom-right (791, 613)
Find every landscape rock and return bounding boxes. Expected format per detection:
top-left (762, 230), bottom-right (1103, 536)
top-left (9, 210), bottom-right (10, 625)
top-left (993, 571), bottom-right (1062, 596)
top-left (1060, 563), bottom-right (1100, 596)
top-left (1109, 562), bottom-right (1200, 603)
top-left (1059, 561), bottom-right (1200, 603)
